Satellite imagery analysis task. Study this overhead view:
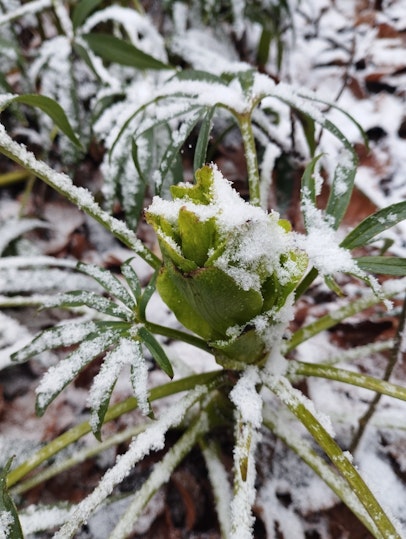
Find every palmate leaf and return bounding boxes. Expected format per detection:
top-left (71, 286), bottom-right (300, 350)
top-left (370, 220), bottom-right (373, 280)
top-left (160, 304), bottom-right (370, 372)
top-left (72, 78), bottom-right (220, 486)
top-left (35, 329), bottom-right (122, 416)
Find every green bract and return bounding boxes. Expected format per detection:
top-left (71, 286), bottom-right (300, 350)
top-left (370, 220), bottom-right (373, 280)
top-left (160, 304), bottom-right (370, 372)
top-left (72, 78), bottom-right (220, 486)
top-left (146, 165), bottom-right (308, 368)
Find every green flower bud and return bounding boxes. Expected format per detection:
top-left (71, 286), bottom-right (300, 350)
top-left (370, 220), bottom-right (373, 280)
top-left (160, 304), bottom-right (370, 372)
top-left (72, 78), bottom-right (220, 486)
top-left (146, 165), bottom-right (307, 368)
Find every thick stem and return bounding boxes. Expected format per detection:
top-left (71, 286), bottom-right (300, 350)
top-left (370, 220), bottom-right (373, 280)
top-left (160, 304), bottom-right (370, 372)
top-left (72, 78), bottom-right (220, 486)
top-left (266, 376), bottom-right (402, 539)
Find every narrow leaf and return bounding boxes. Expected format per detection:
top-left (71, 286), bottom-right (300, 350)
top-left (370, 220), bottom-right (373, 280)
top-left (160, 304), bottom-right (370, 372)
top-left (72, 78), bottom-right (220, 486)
top-left (88, 337), bottom-right (139, 439)
top-left (194, 107), bottom-right (214, 171)
top-left (0, 459), bottom-right (24, 539)
top-left (356, 256), bottom-right (406, 276)
top-left (341, 201), bottom-right (406, 250)
top-left (81, 33), bottom-right (172, 70)
top-left (121, 259), bottom-right (142, 300)
top-left (43, 290), bottom-right (132, 320)
top-left (77, 262), bottom-right (135, 308)
top-left (12, 321), bottom-right (100, 363)
top-left (301, 154), bottom-right (323, 205)
top-left (72, 0), bottom-right (104, 30)
top-left (36, 330), bottom-right (121, 416)
top-left (12, 94), bottom-right (82, 148)
top-left (138, 269), bottom-right (158, 321)
top-left (138, 326), bottom-right (173, 378)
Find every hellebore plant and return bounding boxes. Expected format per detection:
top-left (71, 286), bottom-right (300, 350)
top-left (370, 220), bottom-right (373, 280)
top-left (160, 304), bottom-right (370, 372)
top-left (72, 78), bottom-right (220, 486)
top-left (146, 164), bottom-right (308, 369)
top-left (1, 3), bottom-right (406, 538)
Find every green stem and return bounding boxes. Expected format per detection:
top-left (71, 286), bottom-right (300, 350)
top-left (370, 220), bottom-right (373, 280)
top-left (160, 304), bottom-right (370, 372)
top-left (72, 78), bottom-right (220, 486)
top-left (267, 376), bottom-right (402, 539)
top-left (238, 114), bottom-right (261, 207)
top-left (7, 371), bottom-right (225, 488)
top-left (350, 293), bottom-right (406, 453)
top-left (262, 406), bottom-right (384, 538)
top-left (287, 281), bottom-right (405, 352)
top-left (145, 321), bottom-right (212, 354)
top-left (0, 123), bottom-right (160, 269)
top-left (289, 360), bottom-right (406, 402)
top-left (110, 411), bottom-right (210, 539)
top-left (12, 423), bottom-right (147, 495)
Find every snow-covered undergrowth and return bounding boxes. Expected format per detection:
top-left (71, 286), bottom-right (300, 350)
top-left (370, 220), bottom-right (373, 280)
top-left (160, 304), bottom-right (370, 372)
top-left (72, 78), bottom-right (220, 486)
top-left (1, 1), bottom-right (406, 538)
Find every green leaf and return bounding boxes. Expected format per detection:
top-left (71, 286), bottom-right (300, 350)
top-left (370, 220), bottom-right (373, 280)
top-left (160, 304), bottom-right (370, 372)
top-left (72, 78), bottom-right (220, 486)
top-left (43, 290), bottom-right (132, 320)
top-left (301, 154), bottom-right (323, 205)
top-left (3, 94), bottom-right (82, 148)
top-left (355, 256), bottom-right (406, 276)
top-left (77, 262), bottom-right (135, 308)
top-left (194, 107), bottom-right (214, 171)
top-left (11, 321), bottom-right (107, 363)
top-left (36, 330), bottom-right (122, 416)
top-left (81, 33), bottom-right (172, 70)
top-left (324, 149), bottom-right (357, 229)
top-left (0, 459), bottom-right (24, 539)
top-left (138, 326), bottom-right (173, 378)
top-left (121, 259), bottom-right (142, 300)
top-left (72, 0), bottom-right (104, 31)
top-left (138, 269), bottom-right (158, 321)
top-left (341, 201), bottom-right (406, 250)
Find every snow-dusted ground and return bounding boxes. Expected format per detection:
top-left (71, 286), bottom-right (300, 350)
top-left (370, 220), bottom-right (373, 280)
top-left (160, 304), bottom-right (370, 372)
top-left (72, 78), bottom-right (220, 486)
top-left (1, 1), bottom-right (406, 537)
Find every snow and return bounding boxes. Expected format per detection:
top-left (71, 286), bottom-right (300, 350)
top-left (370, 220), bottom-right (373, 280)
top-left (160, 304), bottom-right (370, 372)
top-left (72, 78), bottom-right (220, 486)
top-left (53, 385), bottom-right (208, 538)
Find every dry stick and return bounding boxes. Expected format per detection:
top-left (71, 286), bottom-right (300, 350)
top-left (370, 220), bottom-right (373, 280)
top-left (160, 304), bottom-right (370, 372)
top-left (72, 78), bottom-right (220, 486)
top-left (349, 294), bottom-right (406, 453)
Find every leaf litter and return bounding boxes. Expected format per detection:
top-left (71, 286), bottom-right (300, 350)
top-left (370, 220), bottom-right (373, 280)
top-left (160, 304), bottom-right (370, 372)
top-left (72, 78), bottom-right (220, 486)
top-left (1, 1), bottom-right (406, 538)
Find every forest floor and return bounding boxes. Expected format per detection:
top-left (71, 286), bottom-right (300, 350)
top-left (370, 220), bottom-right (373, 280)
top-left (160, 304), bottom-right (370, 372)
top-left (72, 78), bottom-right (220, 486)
top-left (1, 1), bottom-right (406, 538)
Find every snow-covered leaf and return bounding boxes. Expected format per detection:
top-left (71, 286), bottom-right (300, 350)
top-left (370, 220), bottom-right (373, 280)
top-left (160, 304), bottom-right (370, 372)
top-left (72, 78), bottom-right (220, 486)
top-left (35, 329), bottom-right (122, 416)
top-left (341, 201), bottom-right (406, 250)
top-left (11, 320), bottom-right (106, 363)
top-left (88, 337), bottom-right (147, 439)
top-left (77, 262), bottom-right (135, 308)
top-left (120, 259), bottom-right (141, 301)
top-left (0, 218), bottom-right (49, 256)
top-left (42, 290), bottom-right (132, 320)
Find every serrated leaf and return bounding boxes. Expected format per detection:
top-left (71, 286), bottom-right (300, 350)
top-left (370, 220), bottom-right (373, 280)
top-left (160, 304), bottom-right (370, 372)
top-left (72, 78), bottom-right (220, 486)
top-left (121, 259), bottom-right (142, 300)
top-left (356, 256), bottom-right (406, 276)
top-left (43, 290), bottom-right (132, 320)
top-left (35, 329), bottom-right (121, 416)
top-left (11, 94), bottom-right (82, 148)
top-left (77, 262), bottom-right (135, 308)
top-left (72, 0), bottom-right (104, 31)
top-left (0, 459), bottom-right (23, 539)
top-left (341, 201), bottom-right (406, 250)
top-left (138, 326), bottom-right (173, 378)
top-left (81, 33), bottom-right (172, 70)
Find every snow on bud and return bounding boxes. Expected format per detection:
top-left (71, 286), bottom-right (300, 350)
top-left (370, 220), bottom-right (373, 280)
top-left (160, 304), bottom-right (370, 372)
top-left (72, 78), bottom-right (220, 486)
top-left (146, 165), bottom-right (307, 368)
